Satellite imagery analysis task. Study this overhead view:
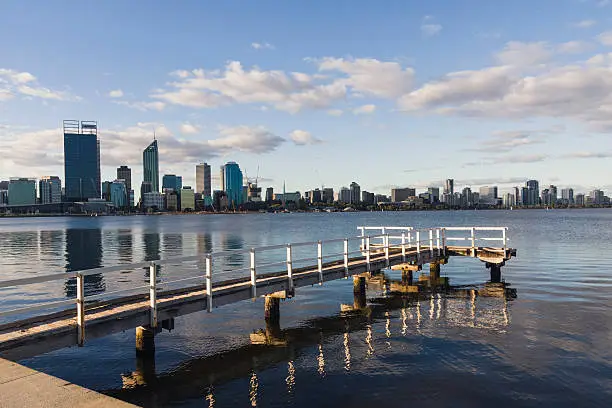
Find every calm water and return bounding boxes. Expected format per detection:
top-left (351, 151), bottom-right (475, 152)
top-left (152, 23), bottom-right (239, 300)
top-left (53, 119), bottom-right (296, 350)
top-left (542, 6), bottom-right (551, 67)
top-left (1, 211), bottom-right (611, 407)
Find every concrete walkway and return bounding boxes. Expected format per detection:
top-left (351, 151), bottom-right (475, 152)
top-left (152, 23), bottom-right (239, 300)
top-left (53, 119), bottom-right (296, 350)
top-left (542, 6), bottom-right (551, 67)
top-left (0, 358), bottom-right (136, 408)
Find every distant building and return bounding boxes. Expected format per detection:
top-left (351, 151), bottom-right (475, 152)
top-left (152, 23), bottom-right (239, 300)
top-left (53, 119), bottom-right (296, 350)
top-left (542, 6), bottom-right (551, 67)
top-left (549, 185), bottom-right (558, 206)
top-left (310, 189), bottom-right (322, 204)
top-left (339, 187), bottom-right (351, 203)
top-left (391, 188), bottom-right (415, 202)
top-left (39, 176), bottom-right (62, 204)
top-left (196, 163), bottom-right (211, 197)
top-left (526, 180), bottom-right (539, 206)
top-left (589, 189), bottom-right (604, 205)
top-left (0, 181), bottom-right (8, 190)
top-left (274, 192), bottom-right (301, 203)
top-left (322, 188), bottom-right (334, 204)
top-left (247, 183), bottom-right (262, 202)
top-left (461, 187), bottom-right (473, 208)
top-left (143, 140), bottom-right (159, 192)
top-left (427, 187), bottom-right (440, 203)
top-left (362, 191), bottom-right (375, 205)
top-left (221, 162), bottom-right (243, 207)
top-left (575, 193), bottom-right (585, 206)
top-left (503, 193), bottom-right (516, 208)
top-left (164, 189), bottom-right (179, 211)
top-left (444, 179), bottom-right (454, 195)
top-left (0, 190), bottom-right (7, 206)
top-left (63, 120), bottom-right (100, 201)
top-left (143, 192), bottom-right (164, 210)
top-left (8, 178), bottom-right (36, 206)
top-left (561, 188), bottom-right (574, 205)
top-left (349, 182), bottom-right (361, 204)
top-left (110, 180), bottom-right (127, 208)
top-left (101, 181), bottom-right (111, 201)
top-left (479, 186), bottom-right (498, 206)
top-left (116, 166), bottom-right (132, 192)
top-left (213, 190), bottom-right (228, 210)
top-left (375, 194), bottom-right (390, 204)
top-left (140, 181), bottom-right (153, 203)
top-left (265, 187), bottom-right (274, 203)
top-left (181, 187), bottom-right (195, 211)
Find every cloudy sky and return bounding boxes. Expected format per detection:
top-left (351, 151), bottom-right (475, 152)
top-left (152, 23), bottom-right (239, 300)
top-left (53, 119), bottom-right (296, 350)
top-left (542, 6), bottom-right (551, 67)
top-left (1, 0), bottom-right (612, 196)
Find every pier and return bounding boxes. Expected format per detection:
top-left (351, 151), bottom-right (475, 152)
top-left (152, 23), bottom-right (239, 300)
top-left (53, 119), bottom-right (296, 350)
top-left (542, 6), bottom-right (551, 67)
top-left (0, 226), bottom-right (515, 361)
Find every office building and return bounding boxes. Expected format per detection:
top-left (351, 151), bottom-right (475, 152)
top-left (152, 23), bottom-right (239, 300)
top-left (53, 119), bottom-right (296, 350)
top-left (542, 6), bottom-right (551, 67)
top-left (322, 188), bottom-right (334, 204)
top-left (590, 189), bottom-right (604, 205)
top-left (575, 193), bottom-right (585, 206)
top-left (0, 180), bottom-right (8, 190)
top-left (213, 190), bottom-right (228, 210)
top-left (196, 163), bottom-right (212, 198)
top-left (162, 174), bottom-right (182, 193)
top-left (375, 194), bottom-right (390, 204)
top-left (110, 180), bottom-right (127, 208)
top-left (39, 176), bottom-right (62, 204)
top-left (362, 191), bottom-right (375, 205)
top-left (339, 187), bottom-right (351, 203)
top-left (479, 186), bottom-right (498, 206)
top-left (165, 190), bottom-right (179, 211)
top-left (0, 190), bottom-right (7, 206)
top-left (444, 179), bottom-right (454, 195)
top-left (549, 185), bottom-right (558, 206)
top-left (116, 166), bottom-right (131, 192)
top-left (143, 140), bottom-right (159, 192)
top-left (221, 162), bottom-right (244, 207)
top-left (349, 182), bottom-right (361, 204)
top-left (503, 193), bottom-right (516, 208)
top-left (140, 181), bottom-right (152, 206)
top-left (143, 192), bottom-right (165, 210)
top-left (63, 120), bottom-right (100, 201)
top-left (265, 187), bottom-right (274, 203)
top-left (274, 192), bottom-right (301, 203)
top-left (8, 178), bottom-right (36, 206)
top-left (525, 180), bottom-right (539, 206)
top-left (309, 189), bottom-right (322, 204)
top-left (247, 182), bottom-right (262, 202)
top-left (180, 186), bottom-right (195, 211)
top-left (391, 188), bottom-right (415, 202)
top-left (427, 187), bottom-right (440, 203)
top-left (461, 187), bottom-right (474, 208)
top-left (561, 188), bottom-right (574, 205)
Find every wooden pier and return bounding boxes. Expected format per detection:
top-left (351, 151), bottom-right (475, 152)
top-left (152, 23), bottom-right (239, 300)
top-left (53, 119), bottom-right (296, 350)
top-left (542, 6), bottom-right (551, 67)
top-left (0, 226), bottom-right (516, 360)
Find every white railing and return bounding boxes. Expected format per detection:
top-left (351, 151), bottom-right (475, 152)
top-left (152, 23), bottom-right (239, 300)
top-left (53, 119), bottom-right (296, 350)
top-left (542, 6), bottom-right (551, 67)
top-left (0, 226), bottom-right (509, 346)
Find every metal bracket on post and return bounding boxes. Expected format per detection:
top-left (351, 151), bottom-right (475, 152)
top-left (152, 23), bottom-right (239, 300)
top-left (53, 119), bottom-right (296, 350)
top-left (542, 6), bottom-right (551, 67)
top-left (343, 238), bottom-right (349, 278)
top-left (76, 272), bottom-right (85, 347)
top-left (205, 254), bottom-right (213, 312)
top-left (149, 262), bottom-right (158, 328)
top-left (401, 232), bottom-right (406, 263)
top-left (366, 236), bottom-right (371, 272)
top-left (317, 241), bottom-right (323, 284)
top-left (286, 244), bottom-right (294, 293)
top-left (250, 248), bottom-right (257, 298)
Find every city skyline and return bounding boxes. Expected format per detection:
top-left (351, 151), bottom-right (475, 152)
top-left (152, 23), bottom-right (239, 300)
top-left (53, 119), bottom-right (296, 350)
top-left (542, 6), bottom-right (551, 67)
top-left (2, 1), bottom-right (612, 194)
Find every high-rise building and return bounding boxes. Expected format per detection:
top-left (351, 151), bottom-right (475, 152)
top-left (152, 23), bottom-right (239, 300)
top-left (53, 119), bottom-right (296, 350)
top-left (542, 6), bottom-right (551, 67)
top-left (575, 193), bottom-right (585, 206)
top-left (221, 162), bottom-right (243, 207)
top-left (180, 186), bottom-right (195, 211)
top-left (247, 182), bottom-right (262, 202)
top-left (427, 187), bottom-right (440, 203)
top-left (391, 188), bottom-right (415, 202)
top-left (162, 174), bottom-right (183, 192)
top-left (561, 188), bottom-right (574, 205)
top-left (362, 191), bottom-right (375, 205)
top-left (322, 188), bottom-right (334, 203)
top-left (63, 120), bottom-right (100, 201)
top-left (143, 192), bottom-right (165, 210)
top-left (461, 187), bottom-right (473, 208)
top-left (39, 176), bottom-right (62, 204)
top-left (444, 179), bottom-right (454, 195)
top-left (0, 190), bottom-right (7, 205)
top-left (541, 188), bottom-right (551, 206)
top-left (116, 166), bottom-right (131, 192)
top-left (309, 189), bottom-right (322, 204)
top-left (143, 140), bottom-right (159, 192)
top-left (339, 187), bottom-right (351, 203)
top-left (349, 182), bottom-right (361, 204)
top-left (590, 189), bottom-right (604, 205)
top-left (479, 186), bottom-right (498, 205)
top-left (549, 185), bottom-right (558, 206)
top-left (8, 178), bottom-right (36, 206)
top-left (219, 166), bottom-right (225, 191)
top-left (140, 181), bottom-right (152, 206)
top-left (265, 187), bottom-right (274, 203)
top-left (503, 193), bottom-right (516, 208)
top-left (0, 181), bottom-right (8, 190)
top-left (196, 163), bottom-right (212, 197)
top-left (526, 180), bottom-right (539, 206)
top-left (110, 180), bottom-right (127, 208)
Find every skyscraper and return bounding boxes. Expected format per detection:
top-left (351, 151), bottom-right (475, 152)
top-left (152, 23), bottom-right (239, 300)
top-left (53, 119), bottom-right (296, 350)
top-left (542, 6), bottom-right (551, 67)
top-left (221, 162), bottom-right (243, 207)
top-left (116, 166), bottom-right (131, 192)
top-left (196, 163), bottom-right (211, 197)
top-left (39, 176), bottom-right (62, 204)
top-left (561, 188), bottom-right (574, 205)
top-left (349, 182), bottom-right (361, 204)
top-left (444, 179), bottom-right (454, 195)
top-left (143, 140), bottom-right (159, 192)
top-left (63, 120), bottom-right (100, 201)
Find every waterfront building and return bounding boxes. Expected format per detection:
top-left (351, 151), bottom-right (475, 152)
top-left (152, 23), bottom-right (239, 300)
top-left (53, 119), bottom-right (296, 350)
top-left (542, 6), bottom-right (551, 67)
top-left (575, 193), bottom-right (585, 206)
top-left (196, 163), bottom-right (211, 198)
top-left (143, 192), bottom-right (165, 210)
top-left (63, 120), bottom-right (100, 201)
top-left (247, 183), bottom-right (262, 202)
top-left (110, 180), bottom-right (127, 208)
top-left (349, 182), bottom-right (361, 204)
top-left (391, 188), bottom-right (416, 202)
top-left (309, 189), bottom-right (322, 203)
top-left (116, 166), bottom-right (131, 192)
top-left (479, 186), bottom-right (498, 206)
top-left (561, 188), bottom-right (574, 205)
top-left (274, 192), bottom-right (301, 203)
top-left (221, 162), bottom-right (243, 207)
top-left (526, 180), bottom-right (539, 206)
top-left (427, 187), bottom-right (440, 203)
top-left (164, 189), bottom-right (179, 211)
top-left (0, 189), bottom-right (7, 206)
top-left (8, 178), bottom-right (36, 206)
top-left (362, 191), bottom-right (375, 205)
top-left (140, 181), bottom-right (152, 203)
top-left (322, 188), bottom-right (334, 204)
top-left (213, 190), bottom-right (228, 210)
top-left (375, 194), bottom-right (390, 204)
top-left (444, 179), bottom-right (454, 195)
top-left (143, 140), bottom-right (159, 192)
top-left (180, 186), bottom-right (195, 211)
top-left (503, 193), bottom-right (516, 208)
top-left (339, 187), bottom-right (351, 203)
top-left (39, 176), bottom-right (62, 204)
top-left (162, 174), bottom-right (183, 193)
top-left (265, 187), bottom-right (274, 203)
top-left (589, 189), bottom-right (604, 205)
top-left (461, 187), bottom-right (473, 208)
top-left (101, 181), bottom-right (111, 201)
top-left (0, 180), bottom-right (8, 190)
top-left (549, 185), bottom-right (558, 206)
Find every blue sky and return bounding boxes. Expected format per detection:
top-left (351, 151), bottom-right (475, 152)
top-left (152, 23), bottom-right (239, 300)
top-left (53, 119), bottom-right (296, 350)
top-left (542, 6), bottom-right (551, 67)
top-left (1, 0), bottom-right (612, 197)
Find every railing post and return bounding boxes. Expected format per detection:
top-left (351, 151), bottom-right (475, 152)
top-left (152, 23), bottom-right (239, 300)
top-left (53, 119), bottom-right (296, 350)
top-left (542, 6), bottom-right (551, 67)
top-left (436, 229), bottom-right (441, 255)
top-left (343, 238), bottom-right (349, 278)
top-left (442, 228), bottom-right (447, 256)
top-left (408, 231), bottom-right (412, 249)
top-left (76, 272), bottom-right (85, 347)
top-left (366, 236), bottom-right (371, 272)
top-left (286, 244), bottom-right (294, 292)
top-left (503, 228), bottom-right (507, 251)
top-left (250, 248), bottom-right (257, 298)
top-left (317, 241), bottom-right (323, 284)
top-left (401, 232), bottom-right (406, 262)
top-left (471, 227), bottom-right (476, 255)
top-left (416, 231), bottom-right (421, 255)
top-left (206, 254), bottom-right (213, 312)
top-left (384, 234), bottom-right (390, 267)
top-left (429, 229), bottom-right (434, 255)
top-left (360, 228), bottom-right (365, 254)
top-left (149, 262), bottom-right (157, 328)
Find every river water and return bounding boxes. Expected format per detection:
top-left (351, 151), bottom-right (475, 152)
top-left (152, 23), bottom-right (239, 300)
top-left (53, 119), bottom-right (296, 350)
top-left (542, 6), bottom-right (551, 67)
top-left (1, 210), bottom-right (611, 407)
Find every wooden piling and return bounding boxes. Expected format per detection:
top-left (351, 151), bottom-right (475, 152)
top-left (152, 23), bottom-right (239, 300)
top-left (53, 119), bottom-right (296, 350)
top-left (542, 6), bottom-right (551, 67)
top-left (430, 261), bottom-right (441, 279)
top-left (353, 276), bottom-right (366, 294)
top-left (264, 296), bottom-right (280, 325)
top-left (135, 326), bottom-right (155, 356)
top-left (489, 263), bottom-right (502, 283)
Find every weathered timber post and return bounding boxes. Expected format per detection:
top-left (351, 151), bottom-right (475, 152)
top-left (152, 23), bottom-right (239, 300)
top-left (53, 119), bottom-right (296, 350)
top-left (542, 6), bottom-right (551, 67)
top-left (136, 326), bottom-right (156, 356)
top-left (402, 270), bottom-right (413, 285)
top-left (430, 261), bottom-right (441, 280)
top-left (264, 296), bottom-right (280, 325)
top-left (487, 262), bottom-right (503, 283)
top-left (353, 275), bottom-right (367, 309)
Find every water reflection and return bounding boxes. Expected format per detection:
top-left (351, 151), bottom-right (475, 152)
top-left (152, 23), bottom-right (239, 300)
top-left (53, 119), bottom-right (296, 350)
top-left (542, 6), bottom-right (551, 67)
top-left (117, 229), bottom-right (133, 263)
top-left (64, 229), bottom-right (104, 297)
top-left (143, 233), bottom-right (161, 262)
top-left (222, 234), bottom-right (245, 269)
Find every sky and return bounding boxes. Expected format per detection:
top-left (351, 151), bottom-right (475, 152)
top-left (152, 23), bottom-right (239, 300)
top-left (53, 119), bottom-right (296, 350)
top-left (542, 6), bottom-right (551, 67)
top-left (1, 0), bottom-right (612, 197)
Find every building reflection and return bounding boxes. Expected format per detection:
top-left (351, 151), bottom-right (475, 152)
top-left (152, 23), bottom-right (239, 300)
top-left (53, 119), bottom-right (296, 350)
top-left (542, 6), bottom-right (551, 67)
top-left (143, 233), bottom-right (161, 262)
top-left (222, 234), bottom-right (245, 268)
top-left (117, 229), bottom-right (133, 263)
top-left (64, 228), bottom-right (104, 297)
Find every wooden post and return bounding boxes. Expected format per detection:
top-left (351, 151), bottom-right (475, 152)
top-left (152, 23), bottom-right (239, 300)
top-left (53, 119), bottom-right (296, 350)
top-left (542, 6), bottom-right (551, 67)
top-left (343, 238), bottom-right (349, 278)
top-left (76, 272), bottom-right (85, 347)
top-left (365, 236), bottom-right (371, 272)
top-left (286, 244), bottom-right (293, 292)
top-left (314, 240), bottom-right (322, 284)
top-left (136, 326), bottom-right (155, 356)
top-left (489, 263), bottom-right (502, 283)
top-left (264, 296), bottom-right (280, 325)
top-left (401, 232), bottom-right (406, 262)
top-left (430, 261), bottom-right (441, 279)
top-left (206, 254), bottom-right (212, 312)
top-left (250, 248), bottom-right (257, 298)
top-left (353, 275), bottom-right (366, 294)
top-left (149, 262), bottom-right (157, 328)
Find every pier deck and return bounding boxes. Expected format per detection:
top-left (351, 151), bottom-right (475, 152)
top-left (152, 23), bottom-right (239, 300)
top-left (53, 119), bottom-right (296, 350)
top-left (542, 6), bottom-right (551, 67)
top-left (0, 226), bottom-right (515, 360)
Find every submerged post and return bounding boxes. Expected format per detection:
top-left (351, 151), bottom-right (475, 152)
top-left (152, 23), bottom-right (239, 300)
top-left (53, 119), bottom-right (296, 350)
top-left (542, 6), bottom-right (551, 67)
top-left (429, 229), bottom-right (434, 255)
top-left (149, 262), bottom-right (158, 328)
top-left (136, 326), bottom-right (155, 356)
top-left (416, 231), bottom-right (421, 255)
top-left (471, 227), bottom-right (476, 255)
top-left (488, 262), bottom-right (503, 283)
top-left (76, 272), bottom-right (85, 347)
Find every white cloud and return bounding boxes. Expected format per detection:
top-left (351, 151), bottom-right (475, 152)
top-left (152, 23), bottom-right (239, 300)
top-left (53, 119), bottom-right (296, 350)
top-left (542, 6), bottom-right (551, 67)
top-left (208, 126), bottom-right (285, 153)
top-left (556, 41), bottom-right (592, 54)
top-left (495, 41), bottom-right (552, 66)
top-left (0, 69), bottom-right (78, 101)
top-left (596, 30), bottom-right (612, 45)
top-left (563, 151), bottom-right (612, 158)
top-left (108, 89), bottom-right (124, 98)
top-left (179, 123), bottom-right (200, 134)
top-left (114, 100), bottom-right (166, 111)
top-left (327, 109), bottom-right (343, 116)
top-left (571, 19), bottom-right (597, 28)
top-left (421, 24), bottom-right (442, 37)
top-left (251, 42), bottom-right (275, 50)
top-left (289, 130), bottom-right (323, 145)
top-left (353, 104), bottom-right (376, 115)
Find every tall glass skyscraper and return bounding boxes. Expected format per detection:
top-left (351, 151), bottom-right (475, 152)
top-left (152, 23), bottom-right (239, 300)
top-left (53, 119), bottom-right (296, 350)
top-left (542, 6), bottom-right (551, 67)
top-left (222, 162), bottom-right (243, 207)
top-left (143, 140), bottom-right (159, 192)
top-left (63, 120), bottom-right (100, 201)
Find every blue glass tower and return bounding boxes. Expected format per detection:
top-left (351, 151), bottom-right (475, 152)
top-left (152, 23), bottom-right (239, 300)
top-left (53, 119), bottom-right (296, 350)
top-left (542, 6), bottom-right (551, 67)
top-left (143, 140), bottom-right (159, 192)
top-left (63, 120), bottom-right (100, 202)
top-left (222, 162), bottom-right (243, 207)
